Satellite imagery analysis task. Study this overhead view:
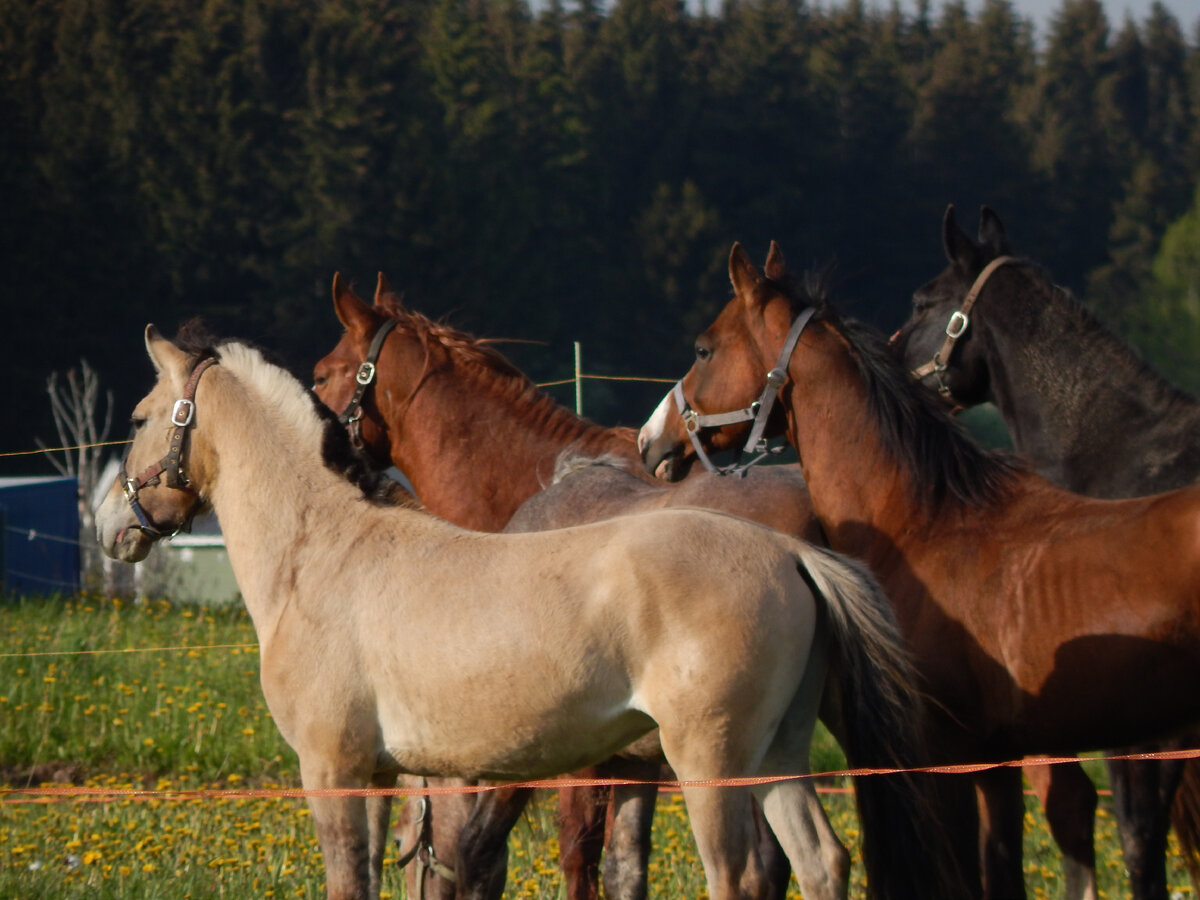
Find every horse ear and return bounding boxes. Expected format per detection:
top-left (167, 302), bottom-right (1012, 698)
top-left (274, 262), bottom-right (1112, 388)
top-left (729, 243), bottom-right (763, 299)
top-left (764, 241), bottom-right (787, 281)
top-left (331, 272), bottom-right (375, 334)
top-left (373, 272), bottom-right (406, 316)
top-left (942, 204), bottom-right (981, 270)
top-left (144, 324), bottom-right (189, 375)
top-left (977, 206), bottom-right (1011, 255)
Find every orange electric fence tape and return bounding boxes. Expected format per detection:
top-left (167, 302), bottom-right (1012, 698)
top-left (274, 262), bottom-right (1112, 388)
top-left (5, 751), bottom-right (1200, 805)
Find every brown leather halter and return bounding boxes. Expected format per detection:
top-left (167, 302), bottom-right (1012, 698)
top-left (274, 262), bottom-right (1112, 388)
top-left (393, 781), bottom-right (457, 899)
top-left (336, 318), bottom-right (398, 446)
top-left (120, 356), bottom-right (218, 539)
top-left (906, 255), bottom-right (1015, 401)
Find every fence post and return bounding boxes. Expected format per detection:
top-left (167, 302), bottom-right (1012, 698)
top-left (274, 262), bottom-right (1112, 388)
top-left (574, 341), bottom-right (583, 417)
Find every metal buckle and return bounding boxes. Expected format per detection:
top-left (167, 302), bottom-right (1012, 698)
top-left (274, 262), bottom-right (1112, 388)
top-left (356, 361), bottom-right (377, 386)
top-left (945, 310), bottom-right (969, 339)
top-left (765, 368), bottom-right (786, 388)
top-left (683, 409), bottom-right (699, 433)
top-left (171, 398), bottom-right (196, 427)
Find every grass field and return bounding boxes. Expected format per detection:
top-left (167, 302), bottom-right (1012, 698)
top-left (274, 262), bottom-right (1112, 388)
top-left (1, 593), bottom-right (1196, 898)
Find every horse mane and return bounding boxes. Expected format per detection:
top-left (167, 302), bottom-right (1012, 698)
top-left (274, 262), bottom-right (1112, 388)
top-left (773, 274), bottom-right (1020, 513)
top-left (551, 452), bottom-right (632, 484)
top-left (1021, 265), bottom-right (1198, 412)
top-left (173, 320), bottom-right (418, 510)
top-left (389, 307), bottom-right (607, 441)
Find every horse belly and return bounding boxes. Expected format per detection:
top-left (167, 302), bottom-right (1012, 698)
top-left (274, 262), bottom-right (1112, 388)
top-left (377, 693), bottom-right (657, 781)
top-left (1007, 630), bottom-right (1200, 753)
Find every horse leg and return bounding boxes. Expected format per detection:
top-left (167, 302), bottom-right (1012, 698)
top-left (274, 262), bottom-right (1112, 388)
top-left (975, 767), bottom-right (1027, 900)
top-left (679, 783), bottom-right (762, 900)
top-left (558, 777), bottom-right (607, 900)
top-left (301, 763), bottom-right (372, 900)
top-left (751, 779), bottom-right (849, 900)
top-left (1107, 750), bottom-right (1184, 900)
top-left (455, 785), bottom-right (533, 900)
top-left (750, 799), bottom-right (794, 900)
top-left (1170, 757), bottom-right (1200, 889)
top-left (1024, 762), bottom-right (1098, 900)
top-left (601, 777), bottom-right (659, 900)
top-left (366, 772), bottom-right (396, 899)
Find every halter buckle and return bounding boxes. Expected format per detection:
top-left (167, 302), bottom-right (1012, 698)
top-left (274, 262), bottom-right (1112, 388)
top-left (682, 409), bottom-right (699, 433)
top-left (945, 310), bottom-right (969, 339)
top-left (171, 398), bottom-right (196, 427)
top-left (765, 368), bottom-right (786, 388)
top-left (355, 361), bottom-right (377, 386)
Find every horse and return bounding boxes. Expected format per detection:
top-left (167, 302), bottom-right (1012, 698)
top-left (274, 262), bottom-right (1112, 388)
top-left (638, 241), bottom-right (1200, 900)
top-left (311, 274), bottom-right (831, 900)
top-left (892, 204), bottom-right (1200, 900)
top-left (94, 321), bottom-right (960, 900)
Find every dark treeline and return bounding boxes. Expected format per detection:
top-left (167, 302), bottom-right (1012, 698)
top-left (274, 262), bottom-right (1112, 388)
top-left (3, 0), bottom-right (1199, 474)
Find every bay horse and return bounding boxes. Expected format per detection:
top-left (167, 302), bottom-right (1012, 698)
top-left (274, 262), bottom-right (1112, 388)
top-left (94, 322), bottom-right (958, 900)
top-left (638, 241), bottom-right (1200, 900)
top-left (892, 204), bottom-right (1200, 900)
top-left (311, 275), bottom-right (831, 900)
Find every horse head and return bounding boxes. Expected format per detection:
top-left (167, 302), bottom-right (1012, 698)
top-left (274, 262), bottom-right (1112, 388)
top-left (312, 273), bottom-right (402, 462)
top-left (638, 242), bottom-right (813, 481)
top-left (95, 325), bottom-right (216, 562)
top-left (891, 205), bottom-right (1015, 408)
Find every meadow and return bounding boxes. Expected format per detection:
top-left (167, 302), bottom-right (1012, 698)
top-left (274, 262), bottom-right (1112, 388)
top-left (1, 593), bottom-right (1195, 899)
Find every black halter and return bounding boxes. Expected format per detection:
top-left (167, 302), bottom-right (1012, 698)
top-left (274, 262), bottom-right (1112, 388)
top-left (120, 356), bottom-right (218, 539)
top-left (337, 318), bottom-right (398, 446)
top-left (673, 306), bottom-right (815, 477)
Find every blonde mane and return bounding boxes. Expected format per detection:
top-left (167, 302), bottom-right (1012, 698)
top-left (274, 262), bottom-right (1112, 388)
top-left (215, 340), bottom-right (328, 448)
top-left (213, 338), bottom-right (418, 508)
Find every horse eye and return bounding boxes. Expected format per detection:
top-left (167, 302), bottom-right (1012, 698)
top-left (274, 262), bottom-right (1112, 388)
top-left (695, 345), bottom-right (711, 362)
top-left (130, 417), bottom-right (146, 431)
top-left (313, 374), bottom-right (327, 388)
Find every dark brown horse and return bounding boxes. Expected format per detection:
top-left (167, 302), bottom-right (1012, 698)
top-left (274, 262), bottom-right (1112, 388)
top-left (892, 204), bottom-right (1200, 900)
top-left (639, 242), bottom-right (1200, 900)
top-left (311, 275), bottom-right (845, 900)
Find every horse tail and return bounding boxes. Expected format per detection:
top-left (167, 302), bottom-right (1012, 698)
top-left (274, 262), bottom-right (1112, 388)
top-left (1171, 758), bottom-right (1200, 889)
top-left (795, 543), bottom-right (971, 900)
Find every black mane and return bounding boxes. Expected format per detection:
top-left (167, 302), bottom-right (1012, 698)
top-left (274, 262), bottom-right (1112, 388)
top-left (777, 274), bottom-right (1020, 513)
top-left (1035, 273), bottom-right (1197, 411)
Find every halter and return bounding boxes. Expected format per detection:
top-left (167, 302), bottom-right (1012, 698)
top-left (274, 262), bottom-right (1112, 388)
top-left (394, 780), bottom-right (457, 900)
top-left (907, 255), bottom-right (1015, 400)
top-left (674, 306), bottom-right (816, 477)
top-left (337, 318), bottom-right (398, 446)
top-left (120, 356), bottom-right (218, 539)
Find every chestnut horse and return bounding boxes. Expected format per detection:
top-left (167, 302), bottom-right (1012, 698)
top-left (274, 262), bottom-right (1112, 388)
top-left (639, 242), bottom-right (1200, 900)
top-left (311, 275), bottom-right (834, 900)
top-left (892, 204), bottom-right (1200, 900)
top-left (95, 322), bottom-right (957, 900)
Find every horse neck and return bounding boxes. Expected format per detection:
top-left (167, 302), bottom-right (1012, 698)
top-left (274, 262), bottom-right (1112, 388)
top-left (381, 348), bottom-right (637, 531)
top-left (981, 271), bottom-right (1200, 495)
top-left (201, 371), bottom-right (362, 636)
top-left (782, 342), bottom-right (924, 561)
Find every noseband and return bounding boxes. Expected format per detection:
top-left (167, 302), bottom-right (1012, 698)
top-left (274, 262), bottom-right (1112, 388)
top-left (120, 356), bottom-right (218, 540)
top-left (906, 255), bottom-right (1015, 400)
top-left (337, 318), bottom-right (398, 446)
top-left (674, 306), bottom-right (815, 477)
